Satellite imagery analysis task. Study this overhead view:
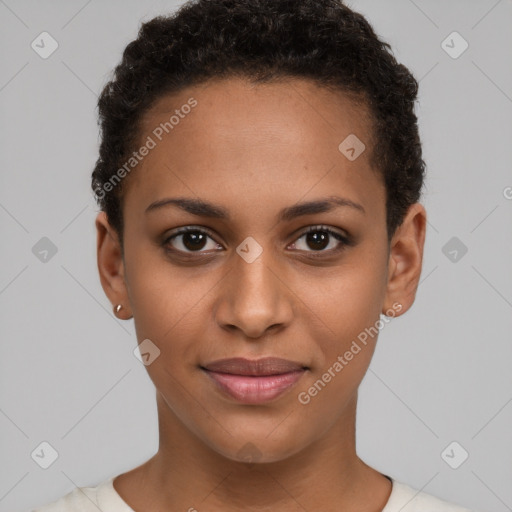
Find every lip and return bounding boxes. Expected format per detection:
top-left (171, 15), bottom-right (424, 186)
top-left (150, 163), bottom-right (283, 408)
top-left (201, 357), bottom-right (307, 404)
top-left (202, 357), bottom-right (306, 376)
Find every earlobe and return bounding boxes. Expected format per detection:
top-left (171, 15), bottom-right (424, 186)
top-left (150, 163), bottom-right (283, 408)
top-left (382, 203), bottom-right (427, 317)
top-left (95, 212), bottom-right (133, 319)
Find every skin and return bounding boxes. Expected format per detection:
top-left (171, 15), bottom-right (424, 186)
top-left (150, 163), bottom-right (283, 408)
top-left (96, 77), bottom-right (426, 511)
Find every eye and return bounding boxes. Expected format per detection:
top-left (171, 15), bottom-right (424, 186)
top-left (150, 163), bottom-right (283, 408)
top-left (163, 225), bottom-right (352, 256)
top-left (163, 226), bottom-right (222, 253)
top-left (289, 225), bottom-right (351, 255)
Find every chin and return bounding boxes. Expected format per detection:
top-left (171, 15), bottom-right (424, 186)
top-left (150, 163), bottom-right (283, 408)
top-left (203, 426), bottom-right (309, 465)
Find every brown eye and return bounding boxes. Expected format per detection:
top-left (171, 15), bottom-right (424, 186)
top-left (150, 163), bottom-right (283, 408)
top-left (290, 226), bottom-right (351, 254)
top-left (164, 227), bottom-right (221, 253)
top-left (304, 230), bottom-right (330, 250)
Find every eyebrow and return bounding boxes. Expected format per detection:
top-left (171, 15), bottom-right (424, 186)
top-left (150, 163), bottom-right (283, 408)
top-left (145, 195), bottom-right (366, 221)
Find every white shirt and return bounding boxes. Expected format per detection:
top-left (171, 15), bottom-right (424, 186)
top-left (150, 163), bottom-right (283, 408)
top-left (30, 475), bottom-right (475, 511)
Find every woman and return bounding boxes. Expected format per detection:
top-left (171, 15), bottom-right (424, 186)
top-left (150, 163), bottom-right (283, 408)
top-left (33, 0), bottom-right (475, 510)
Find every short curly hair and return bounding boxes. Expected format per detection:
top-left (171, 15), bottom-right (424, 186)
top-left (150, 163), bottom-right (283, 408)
top-left (91, 0), bottom-right (425, 249)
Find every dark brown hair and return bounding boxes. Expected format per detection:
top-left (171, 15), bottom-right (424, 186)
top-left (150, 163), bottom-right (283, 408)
top-left (91, 0), bottom-right (425, 248)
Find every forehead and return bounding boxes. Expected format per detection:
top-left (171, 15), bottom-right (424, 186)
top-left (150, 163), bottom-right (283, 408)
top-left (123, 77), bottom-right (383, 222)
top-left (141, 76), bottom-right (373, 151)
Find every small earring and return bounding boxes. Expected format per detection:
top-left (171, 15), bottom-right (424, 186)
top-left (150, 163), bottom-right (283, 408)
top-left (114, 304), bottom-right (122, 315)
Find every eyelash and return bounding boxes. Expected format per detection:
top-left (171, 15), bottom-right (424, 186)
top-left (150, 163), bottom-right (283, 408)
top-left (163, 225), bottom-right (353, 258)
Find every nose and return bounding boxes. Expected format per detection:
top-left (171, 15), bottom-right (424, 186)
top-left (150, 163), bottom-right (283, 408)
top-left (214, 249), bottom-right (294, 339)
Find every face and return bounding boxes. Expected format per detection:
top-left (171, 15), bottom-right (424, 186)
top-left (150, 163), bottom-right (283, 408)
top-left (96, 77), bottom-right (425, 463)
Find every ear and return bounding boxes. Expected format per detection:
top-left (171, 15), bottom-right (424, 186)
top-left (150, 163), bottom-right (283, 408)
top-left (382, 203), bottom-right (427, 317)
top-left (95, 211), bottom-right (132, 319)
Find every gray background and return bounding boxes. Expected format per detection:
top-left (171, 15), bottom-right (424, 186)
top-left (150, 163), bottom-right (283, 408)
top-left (1, 0), bottom-right (511, 511)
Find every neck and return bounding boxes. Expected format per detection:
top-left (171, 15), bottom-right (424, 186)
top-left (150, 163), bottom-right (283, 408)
top-left (114, 391), bottom-right (392, 511)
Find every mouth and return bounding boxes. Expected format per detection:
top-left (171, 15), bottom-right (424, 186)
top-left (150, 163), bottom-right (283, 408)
top-left (200, 357), bottom-right (308, 404)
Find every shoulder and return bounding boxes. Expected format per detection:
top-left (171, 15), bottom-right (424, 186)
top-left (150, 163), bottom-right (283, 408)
top-left (29, 475), bottom-right (132, 512)
top-left (383, 479), bottom-right (476, 512)
top-left (29, 485), bottom-right (99, 512)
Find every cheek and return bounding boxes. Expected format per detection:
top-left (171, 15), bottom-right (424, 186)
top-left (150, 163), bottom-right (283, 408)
top-left (294, 271), bottom-right (384, 420)
top-left (295, 256), bottom-right (387, 343)
top-left (292, 257), bottom-right (387, 397)
top-left (124, 241), bottom-right (207, 338)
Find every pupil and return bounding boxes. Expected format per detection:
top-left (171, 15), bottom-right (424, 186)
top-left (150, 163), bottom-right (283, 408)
top-left (183, 232), bottom-right (207, 251)
top-left (307, 231), bottom-right (329, 250)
